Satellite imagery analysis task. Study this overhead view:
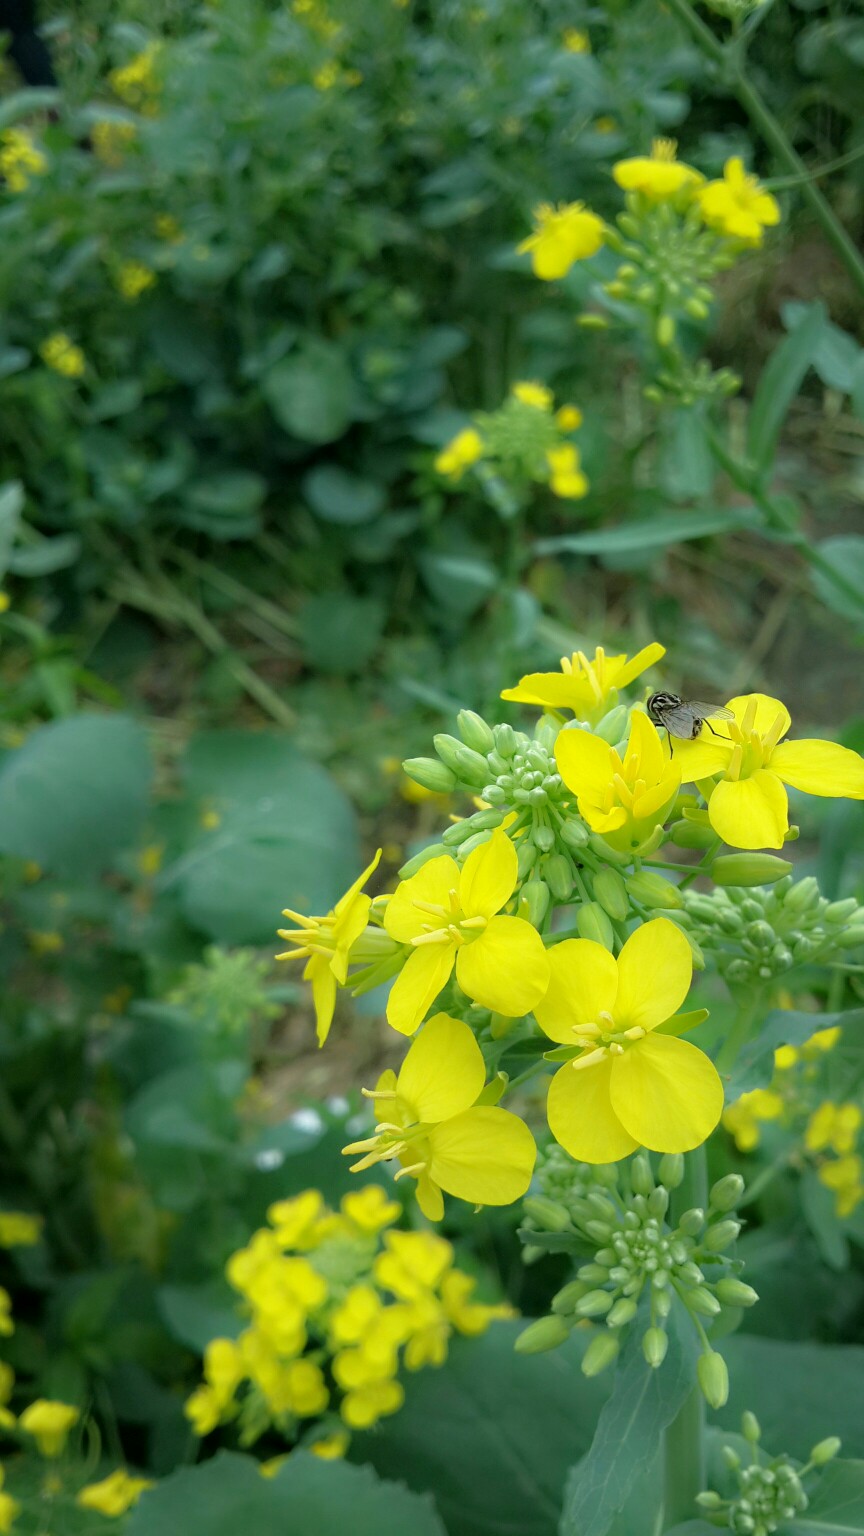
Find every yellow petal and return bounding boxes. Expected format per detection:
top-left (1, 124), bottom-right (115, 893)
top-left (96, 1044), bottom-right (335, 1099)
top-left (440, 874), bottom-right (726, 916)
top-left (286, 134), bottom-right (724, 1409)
top-left (501, 672), bottom-right (593, 713)
top-left (555, 726), bottom-right (615, 800)
top-left (333, 849), bottom-right (382, 917)
top-left (533, 938), bottom-right (618, 1045)
top-left (331, 893), bottom-right (372, 984)
top-left (609, 1034), bottom-right (724, 1153)
top-left (386, 944), bottom-right (455, 1035)
top-left (396, 1013), bottom-right (485, 1123)
top-left (708, 771), bottom-right (788, 850)
top-left (670, 735), bottom-right (732, 782)
top-left (458, 828), bottom-right (518, 918)
top-left (306, 955), bottom-right (337, 1047)
top-left (546, 1057), bottom-right (639, 1163)
top-left (614, 918), bottom-right (692, 1032)
top-left (622, 708), bottom-right (667, 783)
top-left (415, 1172), bottom-right (444, 1221)
top-left (615, 642), bottom-right (666, 687)
top-left (770, 738), bottom-right (864, 799)
top-left (428, 1107), bottom-right (536, 1205)
top-left (725, 693), bottom-right (791, 740)
top-left (455, 916), bottom-right (549, 1016)
top-left (383, 856), bottom-right (460, 943)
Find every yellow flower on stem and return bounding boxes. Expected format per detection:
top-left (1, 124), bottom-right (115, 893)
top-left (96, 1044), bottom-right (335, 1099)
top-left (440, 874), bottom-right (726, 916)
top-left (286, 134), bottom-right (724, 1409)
top-left (818, 1154), bottom-right (864, 1218)
top-left (340, 1184), bottom-right (401, 1232)
top-left (502, 642), bottom-right (665, 725)
top-left (434, 427), bottom-right (484, 480)
top-left (670, 694), bottom-right (864, 850)
top-left (511, 380), bottom-right (553, 411)
top-left (546, 443), bottom-right (588, 500)
top-left (310, 1430), bottom-right (350, 1458)
top-left (722, 1088), bottom-right (783, 1152)
top-left (555, 709), bottom-right (680, 852)
top-left (536, 918), bottom-right (722, 1162)
top-left (517, 202), bottom-right (605, 280)
top-left (555, 404), bottom-right (583, 432)
top-left (19, 1399), bottom-right (79, 1458)
top-left (697, 157), bottom-right (780, 244)
top-left (374, 1230), bottom-right (454, 1300)
top-left (613, 138), bottom-right (702, 200)
top-left (806, 1101), bottom-right (862, 1156)
top-left (383, 829), bottom-right (549, 1034)
top-left (76, 1469), bottom-right (154, 1516)
top-left (277, 849), bottom-right (384, 1045)
top-left (343, 1012), bottom-right (536, 1219)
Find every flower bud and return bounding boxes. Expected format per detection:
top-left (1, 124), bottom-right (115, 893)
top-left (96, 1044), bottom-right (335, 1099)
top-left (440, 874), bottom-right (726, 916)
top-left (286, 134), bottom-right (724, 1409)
top-left (442, 818), bottom-right (484, 848)
top-left (402, 757), bottom-right (458, 794)
top-left (576, 902), bottom-right (615, 949)
top-left (433, 734), bottom-right (489, 788)
top-left (839, 926), bottom-right (864, 948)
top-left (533, 823), bottom-right (555, 853)
top-left (519, 878), bottom-right (550, 928)
top-left (715, 1278), bottom-right (758, 1308)
top-left (703, 1219), bottom-right (741, 1253)
top-left (783, 877), bottom-right (820, 915)
top-left (456, 709), bottom-right (495, 754)
top-left (825, 898), bottom-right (859, 924)
top-left (741, 1410), bottom-right (761, 1443)
top-left (545, 853), bottom-right (574, 901)
top-left (576, 1264), bottom-right (609, 1286)
top-left (515, 1315), bottom-right (572, 1354)
top-left (559, 817), bottom-right (590, 850)
top-left (642, 1327), bottom-right (668, 1368)
top-left (656, 313), bottom-right (676, 347)
top-left (712, 853), bottom-right (794, 886)
top-left (593, 704), bottom-right (629, 746)
top-left (810, 1436), bottom-right (841, 1466)
top-left (494, 724), bottom-right (517, 756)
top-left (709, 1174), bottom-right (745, 1212)
top-left (678, 1208), bottom-right (705, 1236)
top-left (667, 820), bottom-right (717, 850)
top-left (398, 842), bottom-right (448, 877)
top-left (576, 1289), bottom-right (614, 1318)
top-left (698, 1350), bottom-right (729, 1409)
top-left (522, 1197), bottom-right (572, 1232)
top-left (581, 1332), bottom-right (621, 1377)
top-left (593, 868), bottom-right (629, 922)
top-left (607, 1296), bottom-right (638, 1327)
top-left (552, 1280), bottom-right (590, 1315)
top-left (626, 871), bottom-right (683, 910)
top-left (685, 1287), bottom-right (721, 1317)
top-left (630, 1152), bottom-right (654, 1197)
top-left (648, 1187), bottom-right (669, 1220)
top-left (695, 1491), bottom-right (723, 1511)
top-left (658, 1153), bottom-right (684, 1190)
top-left (588, 834), bottom-right (632, 866)
top-left (517, 840), bottom-right (537, 879)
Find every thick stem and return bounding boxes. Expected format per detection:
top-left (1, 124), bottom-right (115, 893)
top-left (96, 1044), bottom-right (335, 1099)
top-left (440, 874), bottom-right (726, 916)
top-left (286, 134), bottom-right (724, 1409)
top-left (716, 986), bottom-right (767, 1075)
top-left (664, 1143), bottom-right (708, 1529)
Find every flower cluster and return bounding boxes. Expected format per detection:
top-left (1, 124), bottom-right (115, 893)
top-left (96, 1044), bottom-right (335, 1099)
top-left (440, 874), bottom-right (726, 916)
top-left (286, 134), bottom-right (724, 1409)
top-left (109, 42), bottom-right (162, 113)
top-left (679, 877), bottom-right (864, 985)
top-left (38, 333), bottom-right (86, 380)
top-left (434, 381), bottom-right (589, 507)
top-left (184, 1185), bottom-right (511, 1450)
top-left (113, 261), bottom-right (157, 301)
top-left (517, 1149), bottom-right (753, 1408)
top-left (0, 129), bottom-right (47, 194)
top-left (696, 1412), bottom-right (840, 1534)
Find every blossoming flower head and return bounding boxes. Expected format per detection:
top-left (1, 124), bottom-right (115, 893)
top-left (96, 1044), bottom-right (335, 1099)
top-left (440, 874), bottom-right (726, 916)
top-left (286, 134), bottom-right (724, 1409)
top-left (76, 1469), bottom-right (154, 1516)
top-left (511, 380), bottom-right (553, 411)
top-left (536, 918), bottom-right (723, 1161)
top-left (545, 443), bottom-right (588, 500)
top-left (383, 828), bottom-right (549, 1034)
top-left (670, 693), bottom-right (864, 850)
top-left (518, 201), bottom-right (605, 280)
top-left (806, 1101), bottom-right (862, 1156)
top-left (562, 28), bottom-right (590, 53)
top-left (39, 334), bottom-right (86, 379)
top-left (818, 1154), bottom-right (864, 1217)
top-left (502, 642), bottom-right (665, 726)
top-left (698, 157), bottom-right (780, 244)
top-left (613, 139), bottom-right (702, 201)
top-left (277, 849), bottom-right (386, 1044)
top-left (0, 128), bottom-right (47, 192)
top-left (555, 709), bottom-right (680, 851)
top-left (114, 261), bottom-right (157, 301)
top-left (434, 427), bottom-right (484, 480)
top-left (19, 1399), bottom-right (79, 1458)
top-left (0, 1470), bottom-right (18, 1533)
top-left (722, 1087), bottom-right (783, 1152)
top-left (343, 1011), bottom-right (536, 1219)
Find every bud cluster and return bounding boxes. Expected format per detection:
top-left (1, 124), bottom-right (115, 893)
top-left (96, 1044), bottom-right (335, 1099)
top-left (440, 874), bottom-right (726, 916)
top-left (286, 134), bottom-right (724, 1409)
top-left (678, 877), bottom-right (864, 985)
top-left (696, 1412), bottom-right (841, 1535)
top-left (516, 1148), bottom-right (754, 1406)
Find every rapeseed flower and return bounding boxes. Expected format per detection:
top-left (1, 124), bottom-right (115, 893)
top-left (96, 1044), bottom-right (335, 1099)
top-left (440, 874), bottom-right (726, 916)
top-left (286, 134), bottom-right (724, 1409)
top-left (114, 261), bottom-right (156, 301)
top-left (343, 1012), bottom-right (536, 1218)
top-left (555, 404), bottom-right (583, 431)
top-left (562, 28), bottom-right (590, 52)
top-left (536, 919), bottom-right (723, 1161)
top-left (0, 1471), bottom-right (19, 1534)
top-left (518, 202), bottom-right (605, 280)
top-left (818, 1154), bottom-right (864, 1218)
top-left (0, 1211), bottom-right (42, 1246)
top-left (698, 157), bottom-right (780, 244)
top-left (434, 427), bottom-right (484, 480)
top-left (19, 1399), bottom-right (79, 1458)
top-left (555, 709), bottom-right (680, 851)
top-left (0, 128), bottom-right (47, 192)
top-left (277, 850), bottom-right (385, 1044)
top-left (383, 829), bottom-right (548, 1033)
top-left (76, 1469), bottom-right (154, 1516)
top-left (671, 694), bottom-right (864, 850)
top-left (512, 381), bottom-right (553, 411)
top-left (806, 1101), bottom-right (862, 1156)
top-left (546, 443), bottom-right (588, 499)
top-left (109, 43), bottom-right (161, 112)
top-left (613, 139), bottom-right (702, 200)
top-left (39, 333), bottom-right (86, 379)
top-left (722, 1088), bottom-right (783, 1152)
top-left (502, 642), bottom-right (665, 725)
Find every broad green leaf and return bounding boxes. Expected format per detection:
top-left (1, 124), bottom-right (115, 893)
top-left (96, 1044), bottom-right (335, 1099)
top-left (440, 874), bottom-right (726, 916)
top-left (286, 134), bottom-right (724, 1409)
top-left (801, 1169), bottom-right (850, 1272)
top-left (303, 465), bottom-right (385, 524)
top-left (8, 532), bottom-right (81, 577)
top-left (783, 301), bottom-right (864, 392)
top-left (299, 592), bottom-right (386, 673)
top-left (158, 1281), bottom-right (240, 1352)
top-left (0, 713), bottom-right (152, 874)
top-left (535, 507), bottom-right (760, 559)
top-left (418, 550), bottom-right (498, 615)
top-left (797, 1458), bottom-right (864, 1532)
top-left (747, 302), bottom-right (825, 474)
top-left (718, 1338), bottom-right (864, 1458)
top-left (263, 339), bottom-right (354, 443)
top-left (181, 472), bottom-right (267, 539)
top-left (810, 537), bottom-right (864, 627)
top-left (126, 1451), bottom-right (446, 1536)
top-left (0, 480), bottom-right (24, 581)
top-left (724, 1010), bottom-right (860, 1102)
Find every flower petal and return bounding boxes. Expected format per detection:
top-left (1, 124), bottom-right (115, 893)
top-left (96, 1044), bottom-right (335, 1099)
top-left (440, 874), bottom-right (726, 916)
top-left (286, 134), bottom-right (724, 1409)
top-left (415, 1171), bottom-right (444, 1222)
top-left (396, 1013), bottom-right (485, 1123)
top-left (386, 944), bottom-right (455, 1035)
top-left (331, 893), bottom-right (372, 984)
top-left (708, 770), bottom-right (788, 850)
top-left (615, 642), bottom-right (666, 688)
top-left (501, 672), bottom-right (592, 713)
top-left (458, 829), bottom-right (518, 918)
top-left (622, 708), bottom-right (667, 783)
top-left (455, 916), bottom-right (549, 1016)
top-left (770, 738), bottom-right (864, 799)
top-left (725, 693), bottom-right (791, 740)
top-left (333, 849), bottom-right (382, 918)
top-left (428, 1107), bottom-right (536, 1205)
top-left (670, 735), bottom-right (732, 782)
top-left (383, 856), bottom-right (460, 943)
top-left (306, 955), bottom-right (337, 1047)
top-left (609, 1034), bottom-right (724, 1153)
top-left (546, 1057), bottom-right (639, 1163)
top-left (555, 726), bottom-right (615, 801)
top-left (533, 938), bottom-right (618, 1045)
top-left (614, 918), bottom-right (692, 1032)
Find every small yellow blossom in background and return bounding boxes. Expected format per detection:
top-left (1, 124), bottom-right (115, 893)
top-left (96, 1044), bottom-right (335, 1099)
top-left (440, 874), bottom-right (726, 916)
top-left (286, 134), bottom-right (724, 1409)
top-left (109, 42), bottom-right (162, 112)
top-left (518, 201), bottom-right (605, 280)
top-left (382, 827), bottom-right (550, 1033)
top-left (0, 1288), bottom-right (13, 1336)
top-left (39, 333), bottom-right (86, 378)
top-left (76, 1469), bottom-right (154, 1516)
top-left (555, 404), bottom-right (583, 431)
top-left (672, 693), bottom-right (864, 850)
top-left (819, 1154), bottom-right (864, 1218)
top-left (27, 930), bottom-right (64, 956)
top-left (806, 1102), bottom-right (862, 1156)
top-left (0, 128), bottom-right (47, 192)
top-left (277, 849), bottom-right (387, 1045)
top-left (0, 594), bottom-right (9, 614)
top-left (555, 708), bottom-right (680, 852)
top-left (341, 1184), bottom-right (401, 1232)
top-left (511, 380), bottom-right (553, 411)
top-left (0, 1470), bottom-right (19, 1534)
top-left (22, 861), bottom-right (41, 883)
top-left (502, 641), bottom-right (665, 725)
top-left (309, 1430), bottom-right (350, 1458)
top-left (594, 116), bottom-right (618, 135)
top-left (313, 61), bottom-right (340, 91)
top-left (545, 443), bottom-right (588, 500)
top-left (114, 261), bottom-right (157, 301)
top-left (259, 1455), bottom-right (288, 1477)
top-left (698, 156), bottom-right (780, 244)
top-left (0, 1212), bottom-right (42, 1247)
top-left (0, 1362), bottom-right (15, 1430)
top-left (137, 843), bottom-right (164, 878)
top-left (434, 427), bottom-right (484, 480)
top-left (562, 28), bottom-right (590, 52)
top-left (537, 919), bottom-right (723, 1161)
top-left (19, 1400), bottom-right (80, 1458)
top-left (344, 1011), bottom-right (536, 1219)
top-left (613, 138), bottom-right (702, 201)
top-left (91, 118), bottom-right (137, 166)
top-left (722, 1088), bottom-right (784, 1152)
top-left (154, 213), bottom-right (182, 242)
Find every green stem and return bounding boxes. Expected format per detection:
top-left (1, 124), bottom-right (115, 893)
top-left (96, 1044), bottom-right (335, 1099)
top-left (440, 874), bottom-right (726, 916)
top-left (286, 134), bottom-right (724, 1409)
top-left (664, 1143), bottom-right (708, 1530)
top-left (716, 986), bottom-right (767, 1075)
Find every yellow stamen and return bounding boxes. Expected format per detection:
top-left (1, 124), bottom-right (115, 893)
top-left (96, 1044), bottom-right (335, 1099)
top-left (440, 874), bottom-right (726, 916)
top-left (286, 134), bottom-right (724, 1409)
top-left (572, 1047), bottom-right (607, 1071)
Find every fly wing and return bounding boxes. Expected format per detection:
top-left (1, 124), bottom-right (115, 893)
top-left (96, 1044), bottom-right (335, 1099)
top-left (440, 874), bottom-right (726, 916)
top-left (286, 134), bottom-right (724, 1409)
top-left (659, 703), bottom-right (703, 738)
top-left (689, 703), bottom-right (735, 722)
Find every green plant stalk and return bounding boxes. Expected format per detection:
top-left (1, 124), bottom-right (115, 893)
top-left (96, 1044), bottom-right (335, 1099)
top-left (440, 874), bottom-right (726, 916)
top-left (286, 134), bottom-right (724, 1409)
top-left (664, 1143), bottom-right (708, 1530)
top-left (716, 984), bottom-right (767, 1074)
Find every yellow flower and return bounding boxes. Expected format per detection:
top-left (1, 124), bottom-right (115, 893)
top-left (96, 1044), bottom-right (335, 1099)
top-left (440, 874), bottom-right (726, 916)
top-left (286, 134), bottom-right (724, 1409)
top-left (804, 1025), bottom-right (841, 1055)
top-left (502, 642), bottom-right (665, 724)
top-left (517, 202), bottom-right (605, 280)
top-left (0, 1288), bottom-right (12, 1336)
top-left (440, 1268), bottom-right (514, 1334)
top-left (267, 1189), bottom-right (333, 1249)
top-left (340, 1185), bottom-right (401, 1233)
top-left (819, 1155), bottom-right (864, 1218)
top-left (39, 333), bottom-right (86, 378)
top-left (109, 43), bottom-right (161, 110)
top-left (806, 1102), bottom-right (862, 1156)
top-left (340, 1375), bottom-right (404, 1429)
top-left (27, 930), bottom-right (64, 955)
top-left (184, 1384), bottom-right (221, 1435)
top-left (434, 427), bottom-right (484, 480)
top-left (203, 1338), bottom-right (244, 1409)
top-left (555, 709), bottom-right (680, 852)
top-left (546, 444), bottom-right (588, 500)
top-left (114, 261), bottom-right (156, 301)
top-left (382, 830), bottom-right (550, 1033)
top-left (671, 693), bottom-right (864, 850)
top-left (401, 1291), bottom-right (450, 1369)
top-left (76, 1469), bottom-right (154, 1516)
top-left (0, 1363), bottom-right (14, 1431)
top-left (698, 157), bottom-right (780, 244)
top-left (0, 128), bottom-right (47, 191)
top-left (259, 1455), bottom-right (288, 1477)
top-left (0, 1470), bottom-right (19, 1534)
top-left (343, 1012), bottom-right (536, 1219)
top-left (722, 1088), bottom-right (783, 1152)
top-left (310, 1430), bottom-right (350, 1458)
top-left (277, 850), bottom-right (385, 1045)
top-left (137, 843), bottom-right (164, 878)
top-left (613, 138), bottom-right (702, 200)
top-left (313, 61), bottom-right (341, 91)
top-left (374, 1230), bottom-right (454, 1300)
top-left (0, 1212), bottom-right (42, 1247)
top-left (329, 1284), bottom-right (385, 1347)
top-left (555, 404), bottom-right (583, 432)
top-left (512, 380), bottom-right (553, 411)
top-left (537, 919), bottom-right (723, 1162)
top-left (562, 28), bottom-right (590, 52)
top-left (19, 1399), bottom-right (79, 1458)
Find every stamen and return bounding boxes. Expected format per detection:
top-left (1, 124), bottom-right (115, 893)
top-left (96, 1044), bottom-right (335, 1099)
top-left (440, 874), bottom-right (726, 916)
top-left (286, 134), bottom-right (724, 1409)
top-left (560, 654), bottom-right (573, 674)
top-left (571, 1021), bottom-right (601, 1037)
top-left (274, 948), bottom-right (309, 961)
top-left (360, 1087), bottom-right (397, 1101)
top-left (412, 899), bottom-right (449, 918)
top-left (609, 1042), bottom-right (625, 1055)
top-left (448, 888), bottom-right (461, 915)
top-left (572, 1047), bottom-right (606, 1071)
top-left (598, 1010), bottom-right (615, 1029)
top-left (622, 1025), bottom-right (646, 1041)
top-left (460, 915), bottom-right (487, 930)
top-left (740, 698), bottom-right (758, 738)
top-left (281, 908), bottom-right (317, 928)
top-left (394, 1162), bottom-right (426, 1180)
top-left (411, 930), bottom-right (453, 946)
top-left (727, 743), bottom-right (743, 782)
top-left (612, 772), bottom-right (634, 809)
top-left (762, 710), bottom-right (787, 753)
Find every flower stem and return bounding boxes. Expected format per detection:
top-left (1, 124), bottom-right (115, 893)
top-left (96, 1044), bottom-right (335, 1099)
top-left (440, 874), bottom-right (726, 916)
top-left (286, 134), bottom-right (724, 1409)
top-left (716, 986), bottom-right (767, 1075)
top-left (664, 1144), bottom-right (708, 1529)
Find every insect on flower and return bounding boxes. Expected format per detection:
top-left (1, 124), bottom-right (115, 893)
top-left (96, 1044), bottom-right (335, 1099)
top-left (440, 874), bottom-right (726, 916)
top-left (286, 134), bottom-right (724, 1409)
top-left (647, 692), bottom-right (734, 744)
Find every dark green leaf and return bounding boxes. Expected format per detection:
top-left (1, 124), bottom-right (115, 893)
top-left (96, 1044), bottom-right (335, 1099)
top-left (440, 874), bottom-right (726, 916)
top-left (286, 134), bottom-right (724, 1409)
top-left (299, 592), bottom-right (386, 673)
top-left (797, 1458), bottom-right (864, 1532)
top-left (801, 1169), bottom-right (849, 1272)
top-left (303, 465), bottom-right (385, 524)
top-left (8, 533), bottom-right (81, 577)
top-left (158, 1281), bottom-right (240, 1352)
top-left (783, 301), bottom-right (863, 392)
top-left (718, 1338), bottom-right (864, 1458)
top-left (263, 340), bottom-right (354, 444)
top-left (810, 538), bottom-right (864, 626)
top-left (0, 480), bottom-right (24, 580)
top-left (725, 1010), bottom-right (860, 1102)
top-left (535, 507), bottom-right (760, 559)
top-left (747, 303), bottom-right (825, 475)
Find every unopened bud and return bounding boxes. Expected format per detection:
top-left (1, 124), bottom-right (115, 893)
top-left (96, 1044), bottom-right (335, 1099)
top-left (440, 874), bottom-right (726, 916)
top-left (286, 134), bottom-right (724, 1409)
top-left (709, 1174), bottom-right (744, 1212)
top-left (520, 878), bottom-right (550, 927)
top-left (810, 1436), bottom-right (841, 1466)
top-left (398, 842), bottom-right (448, 877)
top-left (715, 1277), bottom-right (758, 1308)
top-left (825, 898), bottom-right (859, 923)
top-left (679, 1208), bottom-right (705, 1236)
top-left (658, 1153), bottom-right (684, 1189)
top-left (522, 1197), bottom-right (572, 1232)
top-left (581, 1331), bottom-right (620, 1377)
top-left (456, 709), bottom-right (495, 754)
top-left (607, 1296), bottom-right (638, 1327)
top-left (560, 817), bottom-right (590, 850)
top-left (545, 853), bottom-right (574, 901)
top-left (741, 1411), bottom-right (761, 1443)
top-left (656, 314), bottom-right (676, 347)
top-left (695, 1491), bottom-right (723, 1511)
top-left (668, 819), bottom-right (717, 850)
top-left (648, 1187), bottom-right (669, 1220)
top-left (433, 734), bottom-right (489, 787)
top-left (494, 723), bottom-right (517, 756)
top-left (642, 1327), bottom-right (668, 1368)
top-left (515, 1314), bottom-right (572, 1354)
top-left (783, 876), bottom-right (820, 914)
top-left (703, 1219), bottom-right (741, 1253)
top-left (402, 757), bottom-right (458, 794)
top-left (630, 1153), bottom-right (654, 1197)
top-left (576, 902), bottom-right (615, 949)
top-left (587, 834), bottom-right (631, 866)
top-left (552, 1280), bottom-right (589, 1315)
top-left (685, 1287), bottom-right (721, 1317)
top-left (593, 868), bottom-right (630, 922)
top-left (576, 1289), bottom-right (614, 1319)
top-left (517, 840), bottom-right (538, 878)
top-left (627, 871), bottom-right (683, 910)
top-left (593, 704), bottom-right (629, 745)
top-left (712, 853), bottom-right (793, 886)
top-left (698, 1349), bottom-right (729, 1409)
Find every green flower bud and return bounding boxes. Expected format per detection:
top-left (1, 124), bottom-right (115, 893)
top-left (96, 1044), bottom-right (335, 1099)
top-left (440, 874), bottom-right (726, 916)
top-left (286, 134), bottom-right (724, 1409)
top-left (656, 313), bottom-right (676, 347)
top-left (576, 1264), bottom-right (610, 1286)
top-left (741, 1410), bottom-right (761, 1443)
top-left (588, 833), bottom-right (632, 866)
top-left (783, 877), bottom-right (820, 915)
top-left (559, 817), bottom-right (590, 850)
top-left (712, 854), bottom-right (793, 886)
top-left (398, 842), bottom-right (449, 878)
top-left (627, 871), bottom-right (683, 910)
top-left (581, 1331), bottom-right (621, 1377)
top-left (698, 1350), bottom-right (729, 1409)
top-left (520, 878), bottom-right (550, 927)
top-left (522, 1197), bottom-right (572, 1232)
top-left (459, 829), bottom-right (498, 858)
top-left (648, 1187), bottom-right (669, 1220)
top-left (642, 1327), bottom-right (668, 1368)
top-left (433, 734), bottom-right (489, 787)
top-left (695, 1491), bottom-right (723, 1511)
top-left (490, 1011), bottom-right (518, 1039)
top-left (715, 1278), bottom-right (759, 1308)
top-left (810, 1436), bottom-right (841, 1466)
top-left (658, 1153), bottom-right (684, 1190)
top-left (552, 1280), bottom-right (590, 1315)
top-left (533, 823), bottom-right (555, 853)
top-left (584, 1219), bottom-right (613, 1244)
top-left (494, 724), bottom-right (517, 756)
top-left (545, 853), bottom-right (574, 901)
top-left (593, 868), bottom-right (630, 922)
top-left (456, 709), bottom-right (495, 754)
top-left (679, 1208), bottom-right (705, 1236)
top-left (668, 819), bottom-right (717, 850)
top-left (630, 1152), bottom-right (654, 1197)
top-left (825, 898), bottom-right (859, 923)
top-left (576, 1289), bottom-right (614, 1319)
top-left (442, 817), bottom-right (485, 848)
top-left (703, 1219), bottom-right (741, 1253)
top-left (685, 297), bottom-right (709, 321)
top-left (685, 1287), bottom-right (722, 1318)
top-left (576, 902), bottom-right (615, 949)
top-left (517, 840), bottom-right (537, 878)
top-left (402, 757), bottom-right (458, 794)
top-left (607, 1296), bottom-right (638, 1327)
top-left (710, 1174), bottom-right (745, 1212)
top-left (593, 704), bottom-right (629, 745)
top-left (515, 1315), bottom-right (572, 1354)
top-left (838, 926), bottom-right (864, 948)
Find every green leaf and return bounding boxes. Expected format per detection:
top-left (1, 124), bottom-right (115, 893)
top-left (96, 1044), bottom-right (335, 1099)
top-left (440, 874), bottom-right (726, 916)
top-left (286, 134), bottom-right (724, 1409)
top-left (418, 550), bottom-right (498, 615)
top-left (657, 410), bottom-right (715, 503)
top-left (783, 301), bottom-right (864, 392)
top-left (303, 465), bottom-right (385, 524)
top-left (158, 1281), bottom-right (240, 1352)
top-left (299, 592), bottom-right (386, 673)
top-left (360, 1322), bottom-right (609, 1536)
top-left (810, 537), bottom-right (864, 626)
top-left (724, 1010), bottom-right (860, 1102)
top-left (801, 1168), bottom-right (850, 1272)
top-left (718, 1338), bottom-right (864, 1458)
top-left (535, 507), bottom-right (760, 559)
top-left (263, 339), bottom-right (355, 443)
top-left (126, 1451), bottom-right (446, 1536)
top-left (0, 480), bottom-right (24, 581)
top-left (747, 302), bottom-right (825, 475)
top-left (796, 1459), bottom-right (864, 1532)
top-left (8, 533), bottom-right (81, 577)
top-left (181, 472), bottom-right (267, 539)
top-left (0, 713), bottom-right (152, 874)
